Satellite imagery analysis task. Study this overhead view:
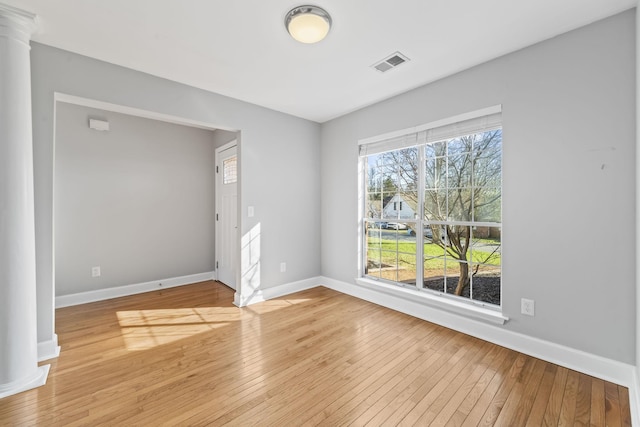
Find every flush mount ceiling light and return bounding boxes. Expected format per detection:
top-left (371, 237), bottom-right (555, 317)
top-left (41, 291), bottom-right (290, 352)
top-left (285, 5), bottom-right (332, 44)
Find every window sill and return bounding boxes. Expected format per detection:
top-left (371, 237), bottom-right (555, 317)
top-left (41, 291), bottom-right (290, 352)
top-left (355, 277), bottom-right (509, 325)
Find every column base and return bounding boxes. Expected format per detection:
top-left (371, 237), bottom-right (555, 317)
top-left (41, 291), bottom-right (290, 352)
top-left (0, 365), bottom-right (50, 399)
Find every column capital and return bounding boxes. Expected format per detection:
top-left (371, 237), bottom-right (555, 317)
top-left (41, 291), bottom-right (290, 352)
top-left (0, 3), bottom-right (36, 44)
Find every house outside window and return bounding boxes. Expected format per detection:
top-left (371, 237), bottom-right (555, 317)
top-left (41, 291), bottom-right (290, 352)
top-left (360, 107), bottom-right (502, 308)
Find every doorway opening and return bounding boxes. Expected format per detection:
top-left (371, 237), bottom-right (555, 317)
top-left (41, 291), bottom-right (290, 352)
top-left (52, 93), bottom-right (241, 308)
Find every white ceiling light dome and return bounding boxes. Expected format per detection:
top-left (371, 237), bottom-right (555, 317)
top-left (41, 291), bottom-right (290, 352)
top-left (285, 5), bottom-right (332, 44)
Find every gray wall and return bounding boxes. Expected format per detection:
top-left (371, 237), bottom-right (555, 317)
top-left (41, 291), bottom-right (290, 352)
top-left (320, 11), bottom-right (636, 364)
top-left (55, 103), bottom-right (216, 295)
top-left (31, 43), bottom-right (321, 344)
top-left (212, 129), bottom-right (239, 149)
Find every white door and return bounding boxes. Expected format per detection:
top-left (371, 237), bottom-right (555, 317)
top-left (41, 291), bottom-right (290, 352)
top-left (215, 142), bottom-right (238, 289)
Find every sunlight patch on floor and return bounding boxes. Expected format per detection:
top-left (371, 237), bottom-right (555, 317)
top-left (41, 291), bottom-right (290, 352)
top-left (116, 307), bottom-right (240, 350)
top-left (245, 297), bottom-right (313, 314)
top-left (281, 298), bottom-right (312, 304)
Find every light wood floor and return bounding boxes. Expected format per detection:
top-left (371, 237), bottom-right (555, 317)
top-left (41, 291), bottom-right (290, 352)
top-left (0, 281), bottom-right (631, 426)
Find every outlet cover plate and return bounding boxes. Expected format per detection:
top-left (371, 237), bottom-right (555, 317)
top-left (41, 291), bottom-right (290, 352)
top-left (521, 298), bottom-right (535, 316)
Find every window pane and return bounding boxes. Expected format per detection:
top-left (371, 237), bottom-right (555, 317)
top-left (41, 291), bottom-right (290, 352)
top-left (223, 156), bottom-right (237, 184)
top-left (366, 192), bottom-right (383, 219)
top-left (366, 250), bottom-right (382, 279)
top-left (448, 136), bottom-right (473, 156)
top-left (424, 190), bottom-right (446, 221)
top-left (447, 153), bottom-right (472, 188)
top-left (425, 157), bottom-right (446, 190)
top-left (424, 239), bottom-right (445, 258)
top-left (425, 141), bottom-right (446, 158)
top-left (473, 130), bottom-right (502, 158)
top-left (423, 258), bottom-right (445, 292)
top-left (474, 188), bottom-right (501, 222)
top-left (431, 225), bottom-right (451, 248)
top-left (444, 259), bottom-right (469, 296)
top-left (473, 130), bottom-right (502, 188)
top-left (365, 224), bottom-right (381, 276)
top-left (470, 264), bottom-right (501, 306)
top-left (398, 252), bottom-right (417, 286)
top-left (378, 251), bottom-right (399, 282)
top-left (445, 225), bottom-right (471, 262)
top-left (474, 156), bottom-right (501, 188)
top-left (398, 191), bottom-right (418, 218)
top-left (470, 227), bottom-right (501, 266)
top-left (447, 188), bottom-right (473, 222)
top-left (366, 225), bottom-right (417, 286)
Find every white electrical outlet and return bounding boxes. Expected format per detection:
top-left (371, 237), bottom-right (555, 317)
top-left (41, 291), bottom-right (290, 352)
top-left (521, 298), bottom-right (535, 316)
top-left (248, 206), bottom-right (254, 217)
top-left (280, 262), bottom-right (286, 273)
top-left (91, 266), bottom-right (101, 278)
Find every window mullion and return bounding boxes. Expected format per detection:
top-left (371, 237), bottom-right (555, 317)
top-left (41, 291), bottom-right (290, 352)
top-left (416, 145), bottom-right (425, 289)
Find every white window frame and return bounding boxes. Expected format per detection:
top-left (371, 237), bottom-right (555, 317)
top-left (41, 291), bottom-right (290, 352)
top-left (357, 106), bottom-right (507, 323)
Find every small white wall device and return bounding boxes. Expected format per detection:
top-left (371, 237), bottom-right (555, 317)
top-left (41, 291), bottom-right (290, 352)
top-left (89, 118), bottom-right (110, 131)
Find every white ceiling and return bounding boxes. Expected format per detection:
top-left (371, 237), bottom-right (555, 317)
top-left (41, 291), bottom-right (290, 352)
top-left (5, 0), bottom-right (637, 123)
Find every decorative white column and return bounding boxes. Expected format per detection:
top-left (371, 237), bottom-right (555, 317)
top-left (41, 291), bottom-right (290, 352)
top-left (0, 3), bottom-right (49, 399)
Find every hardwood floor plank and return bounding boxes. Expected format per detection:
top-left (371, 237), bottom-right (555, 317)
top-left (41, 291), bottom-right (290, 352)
top-left (394, 338), bottom-right (490, 426)
top-left (458, 352), bottom-right (520, 427)
top-left (444, 346), bottom-right (513, 426)
top-left (394, 343), bottom-right (487, 425)
top-left (306, 334), bottom-right (439, 425)
top-left (301, 328), bottom-right (459, 426)
top-left (494, 358), bottom-right (546, 426)
top-left (477, 352), bottom-right (536, 426)
top-left (557, 369), bottom-right (579, 426)
top-left (0, 281), bottom-right (630, 426)
top-left (192, 302), bottom-right (430, 426)
top-left (268, 328), bottom-right (420, 426)
top-left (403, 341), bottom-right (496, 426)
top-left (205, 311), bottom-right (425, 425)
top-left (315, 329), bottom-right (458, 426)
top-left (605, 380), bottom-right (622, 427)
top-left (135, 293), bottom-right (389, 425)
top-left (619, 384), bottom-right (632, 427)
top-left (524, 363), bottom-right (557, 426)
top-left (590, 378), bottom-right (606, 427)
top-left (573, 373), bottom-right (593, 426)
top-left (401, 342), bottom-right (503, 426)
top-left (542, 365), bottom-right (569, 426)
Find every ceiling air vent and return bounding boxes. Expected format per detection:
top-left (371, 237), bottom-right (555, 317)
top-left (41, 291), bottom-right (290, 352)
top-left (372, 52), bottom-right (410, 73)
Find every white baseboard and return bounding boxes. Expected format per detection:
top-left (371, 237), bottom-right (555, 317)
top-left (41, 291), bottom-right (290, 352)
top-left (233, 276), bottom-right (321, 307)
top-left (631, 368), bottom-right (640, 426)
top-left (319, 276), bottom-right (636, 390)
top-left (38, 334), bottom-right (60, 362)
top-left (55, 271), bottom-right (215, 308)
